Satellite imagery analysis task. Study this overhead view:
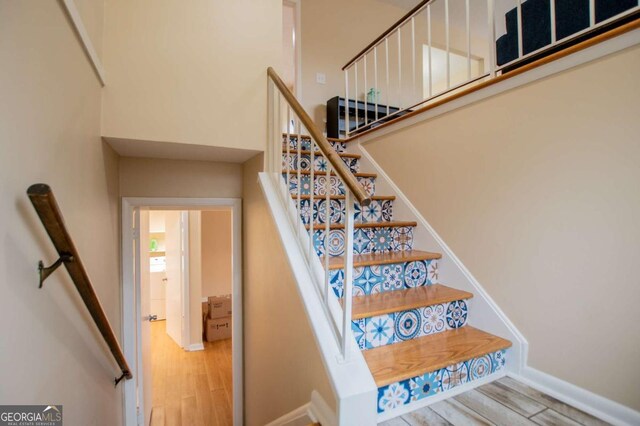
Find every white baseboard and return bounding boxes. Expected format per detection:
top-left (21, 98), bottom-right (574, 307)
top-left (310, 390), bottom-right (337, 426)
top-left (264, 390), bottom-right (336, 426)
top-left (511, 368), bottom-right (640, 426)
top-left (187, 342), bottom-right (204, 352)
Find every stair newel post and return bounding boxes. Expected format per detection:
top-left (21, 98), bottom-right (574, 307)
top-left (342, 190), bottom-right (355, 361)
top-left (324, 162), bottom-right (332, 302)
top-left (308, 141), bottom-right (315, 262)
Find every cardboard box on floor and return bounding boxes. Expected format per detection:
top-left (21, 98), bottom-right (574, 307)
top-left (208, 294), bottom-right (231, 319)
top-left (206, 316), bottom-right (231, 342)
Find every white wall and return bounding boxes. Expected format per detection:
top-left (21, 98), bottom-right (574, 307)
top-left (0, 1), bottom-right (123, 424)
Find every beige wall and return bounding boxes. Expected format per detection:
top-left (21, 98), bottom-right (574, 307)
top-left (363, 45), bottom-right (640, 411)
top-left (119, 157), bottom-right (243, 198)
top-left (201, 210), bottom-right (233, 298)
top-left (242, 154), bottom-right (335, 425)
top-left (0, 1), bottom-right (123, 424)
top-left (101, 0), bottom-right (282, 152)
top-left (301, 0), bottom-right (407, 129)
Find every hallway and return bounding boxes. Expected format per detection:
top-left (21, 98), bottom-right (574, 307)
top-left (150, 321), bottom-right (232, 426)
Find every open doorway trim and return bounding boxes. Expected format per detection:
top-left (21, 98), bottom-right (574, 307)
top-left (121, 197), bottom-right (243, 426)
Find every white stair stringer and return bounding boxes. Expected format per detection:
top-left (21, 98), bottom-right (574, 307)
top-left (259, 172), bottom-right (378, 426)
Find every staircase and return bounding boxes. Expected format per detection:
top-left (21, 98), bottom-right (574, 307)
top-left (282, 135), bottom-right (512, 419)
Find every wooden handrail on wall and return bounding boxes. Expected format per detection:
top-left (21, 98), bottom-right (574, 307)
top-left (27, 183), bottom-right (132, 386)
top-left (267, 67), bottom-right (371, 206)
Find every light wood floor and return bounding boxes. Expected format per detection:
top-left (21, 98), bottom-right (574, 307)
top-left (381, 376), bottom-right (610, 426)
top-left (150, 321), bottom-right (232, 426)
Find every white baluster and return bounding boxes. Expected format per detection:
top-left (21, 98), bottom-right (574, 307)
top-left (344, 69), bottom-right (349, 138)
top-left (276, 93), bottom-right (282, 178)
top-left (411, 17), bottom-right (416, 100)
top-left (374, 46), bottom-right (379, 122)
top-left (550, 0), bottom-right (557, 43)
top-left (342, 190), bottom-right (354, 360)
top-left (309, 141), bottom-right (315, 261)
top-left (296, 118), bottom-right (302, 237)
top-left (354, 62), bottom-right (359, 132)
top-left (267, 79), bottom-right (274, 173)
top-left (286, 107), bottom-right (291, 199)
top-left (466, 0), bottom-right (471, 81)
top-left (589, 0), bottom-right (595, 27)
top-left (324, 161), bottom-right (332, 303)
top-left (364, 54), bottom-right (368, 129)
top-left (516, 0), bottom-right (524, 58)
top-left (427, 4), bottom-right (433, 97)
top-left (397, 27), bottom-right (402, 109)
top-left (385, 38), bottom-right (390, 117)
top-left (488, 0), bottom-right (496, 77)
top-left (445, 0), bottom-right (451, 89)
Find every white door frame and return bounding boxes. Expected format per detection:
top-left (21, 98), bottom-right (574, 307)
top-left (121, 197), bottom-right (243, 426)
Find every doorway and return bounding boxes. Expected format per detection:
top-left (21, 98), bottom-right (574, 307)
top-left (121, 198), bottom-right (242, 426)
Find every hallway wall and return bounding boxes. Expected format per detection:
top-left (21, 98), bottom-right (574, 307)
top-left (0, 1), bottom-right (122, 424)
top-left (242, 154), bottom-right (336, 425)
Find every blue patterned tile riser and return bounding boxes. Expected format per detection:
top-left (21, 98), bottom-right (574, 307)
top-left (352, 300), bottom-right (468, 350)
top-left (330, 259), bottom-right (439, 297)
top-left (285, 174), bottom-right (375, 197)
top-left (377, 350), bottom-right (507, 414)
top-left (282, 135), bottom-right (346, 153)
top-left (313, 226), bottom-right (413, 257)
top-left (296, 198), bottom-right (393, 225)
top-left (282, 152), bottom-right (359, 174)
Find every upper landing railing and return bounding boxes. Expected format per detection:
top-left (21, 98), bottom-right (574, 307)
top-left (341, 0), bottom-right (640, 138)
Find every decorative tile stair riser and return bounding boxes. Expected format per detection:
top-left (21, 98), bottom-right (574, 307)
top-left (329, 259), bottom-right (439, 297)
top-left (286, 173), bottom-right (376, 197)
top-left (352, 299), bottom-right (469, 350)
top-left (282, 135), bottom-right (346, 153)
top-left (312, 225), bottom-right (413, 257)
top-left (377, 350), bottom-right (506, 414)
top-left (282, 152), bottom-right (360, 174)
top-left (296, 198), bottom-right (393, 226)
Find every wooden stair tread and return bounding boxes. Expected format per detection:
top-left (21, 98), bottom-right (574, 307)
top-left (292, 194), bottom-right (395, 201)
top-left (364, 326), bottom-right (512, 387)
top-left (325, 250), bottom-right (442, 270)
top-left (352, 284), bottom-right (473, 320)
top-left (284, 170), bottom-right (376, 178)
top-left (306, 220), bottom-right (417, 231)
top-left (283, 149), bottom-right (360, 159)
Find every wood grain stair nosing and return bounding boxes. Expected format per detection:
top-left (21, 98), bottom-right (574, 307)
top-left (306, 220), bottom-right (417, 231)
top-left (325, 250), bottom-right (443, 270)
top-left (291, 194), bottom-right (395, 201)
top-left (363, 326), bottom-right (512, 387)
top-left (283, 170), bottom-right (376, 178)
top-left (282, 149), bottom-right (361, 159)
top-left (351, 284), bottom-right (474, 320)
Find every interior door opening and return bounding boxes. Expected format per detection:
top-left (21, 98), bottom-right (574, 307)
top-left (122, 199), bottom-right (242, 426)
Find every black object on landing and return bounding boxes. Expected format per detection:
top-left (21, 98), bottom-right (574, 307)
top-left (496, 0), bottom-right (637, 67)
